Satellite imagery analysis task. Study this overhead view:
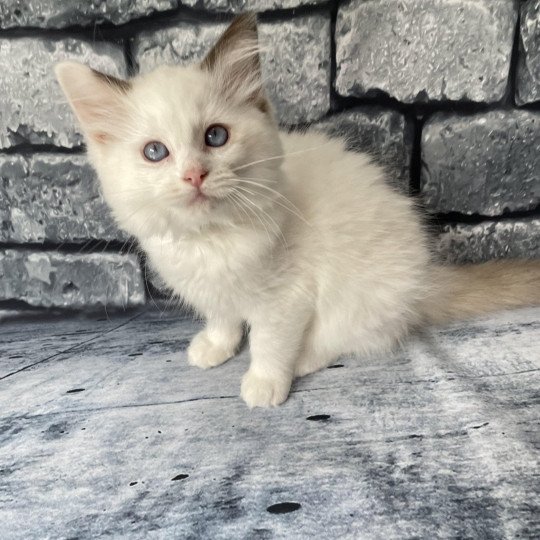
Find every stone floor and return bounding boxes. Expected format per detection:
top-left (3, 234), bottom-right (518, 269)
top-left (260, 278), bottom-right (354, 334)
top-left (0, 307), bottom-right (539, 539)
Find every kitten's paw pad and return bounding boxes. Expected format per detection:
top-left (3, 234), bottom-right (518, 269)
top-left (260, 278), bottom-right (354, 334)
top-left (187, 332), bottom-right (233, 369)
top-left (240, 370), bottom-right (291, 408)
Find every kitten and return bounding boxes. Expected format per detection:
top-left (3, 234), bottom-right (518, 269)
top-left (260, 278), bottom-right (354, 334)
top-left (55, 14), bottom-right (540, 408)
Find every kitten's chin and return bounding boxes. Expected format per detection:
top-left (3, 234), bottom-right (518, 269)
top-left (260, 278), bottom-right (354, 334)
top-left (166, 196), bottom-right (235, 231)
top-left (187, 192), bottom-right (211, 207)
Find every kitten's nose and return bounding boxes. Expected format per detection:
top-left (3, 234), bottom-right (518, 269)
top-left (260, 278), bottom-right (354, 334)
top-left (183, 167), bottom-right (208, 188)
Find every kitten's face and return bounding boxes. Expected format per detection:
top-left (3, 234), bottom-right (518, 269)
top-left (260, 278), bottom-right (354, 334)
top-left (94, 66), bottom-right (282, 236)
top-left (56, 14), bottom-right (283, 238)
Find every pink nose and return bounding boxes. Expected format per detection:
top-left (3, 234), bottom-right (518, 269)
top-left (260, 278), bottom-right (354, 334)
top-left (183, 167), bottom-right (208, 188)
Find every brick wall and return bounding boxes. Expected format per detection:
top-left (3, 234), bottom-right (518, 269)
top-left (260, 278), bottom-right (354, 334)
top-left (0, 0), bottom-right (539, 311)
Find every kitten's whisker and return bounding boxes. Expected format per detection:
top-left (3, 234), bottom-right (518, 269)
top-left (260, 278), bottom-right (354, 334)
top-left (118, 235), bottom-right (133, 254)
top-left (250, 201), bottom-right (288, 250)
top-left (76, 239), bottom-right (93, 255)
top-left (99, 239), bottom-right (112, 255)
top-left (211, 174), bottom-right (309, 225)
top-left (233, 189), bottom-right (287, 250)
top-left (226, 193), bottom-right (256, 232)
top-left (239, 176), bottom-right (277, 184)
top-left (236, 176), bottom-right (306, 214)
top-left (232, 142), bottom-right (334, 173)
top-left (233, 185), bottom-right (286, 218)
top-left (230, 190), bottom-right (273, 244)
top-left (234, 180), bottom-right (310, 226)
top-left (163, 291), bottom-right (176, 313)
top-left (229, 191), bottom-right (260, 237)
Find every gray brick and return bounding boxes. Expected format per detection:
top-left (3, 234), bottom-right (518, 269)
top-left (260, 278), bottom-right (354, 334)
top-left (181, 0), bottom-right (327, 11)
top-left (133, 13), bottom-right (331, 124)
top-left (436, 219), bottom-right (540, 264)
top-left (0, 0), bottom-right (180, 29)
top-left (0, 250), bottom-right (145, 309)
top-left (517, 0), bottom-right (540, 105)
top-left (0, 37), bottom-right (127, 149)
top-left (134, 21), bottom-right (228, 73)
top-left (421, 111), bottom-right (540, 216)
top-left (314, 108), bottom-right (412, 193)
top-left (259, 14), bottom-right (330, 124)
top-left (0, 1), bottom-right (328, 28)
top-left (0, 153), bottom-right (126, 244)
top-left (335, 0), bottom-right (517, 103)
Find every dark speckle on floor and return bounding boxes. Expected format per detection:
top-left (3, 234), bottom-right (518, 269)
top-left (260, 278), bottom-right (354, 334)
top-left (267, 502), bottom-right (302, 514)
top-left (306, 414), bottom-right (331, 421)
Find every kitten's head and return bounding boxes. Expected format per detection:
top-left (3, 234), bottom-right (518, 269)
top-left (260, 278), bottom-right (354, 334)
top-left (55, 14), bottom-right (283, 238)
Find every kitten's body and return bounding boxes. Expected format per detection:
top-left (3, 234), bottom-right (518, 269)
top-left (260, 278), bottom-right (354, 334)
top-left (142, 130), bottom-right (430, 368)
top-left (56, 15), bottom-right (540, 407)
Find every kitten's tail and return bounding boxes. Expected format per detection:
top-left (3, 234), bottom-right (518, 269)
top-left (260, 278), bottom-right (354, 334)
top-left (423, 260), bottom-right (540, 325)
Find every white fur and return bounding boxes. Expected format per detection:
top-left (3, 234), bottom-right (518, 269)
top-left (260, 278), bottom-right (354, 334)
top-left (55, 46), bottom-right (433, 408)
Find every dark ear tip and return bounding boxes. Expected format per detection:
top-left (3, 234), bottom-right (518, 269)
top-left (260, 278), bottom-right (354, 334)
top-left (201, 11), bottom-right (260, 72)
top-left (91, 68), bottom-right (132, 93)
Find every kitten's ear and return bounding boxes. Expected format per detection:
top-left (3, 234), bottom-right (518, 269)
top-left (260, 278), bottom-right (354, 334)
top-left (55, 61), bottom-right (131, 144)
top-left (201, 14), bottom-right (269, 113)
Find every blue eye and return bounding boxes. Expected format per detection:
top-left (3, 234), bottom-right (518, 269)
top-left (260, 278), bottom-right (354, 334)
top-left (143, 141), bottom-right (169, 162)
top-left (205, 125), bottom-right (229, 148)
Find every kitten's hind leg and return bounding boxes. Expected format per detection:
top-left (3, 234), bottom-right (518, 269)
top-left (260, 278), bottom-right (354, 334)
top-left (188, 317), bottom-right (243, 370)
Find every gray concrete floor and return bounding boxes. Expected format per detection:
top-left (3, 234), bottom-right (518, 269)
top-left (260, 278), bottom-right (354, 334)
top-left (1, 307), bottom-right (539, 539)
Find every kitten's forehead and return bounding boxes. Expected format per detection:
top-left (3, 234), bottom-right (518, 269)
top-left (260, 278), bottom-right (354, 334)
top-left (130, 65), bottom-right (222, 135)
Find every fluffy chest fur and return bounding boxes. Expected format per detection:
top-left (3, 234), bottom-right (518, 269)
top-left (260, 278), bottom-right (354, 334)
top-left (141, 225), bottom-right (280, 318)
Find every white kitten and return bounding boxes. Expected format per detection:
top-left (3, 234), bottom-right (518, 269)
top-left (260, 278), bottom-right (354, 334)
top-left (56, 15), bottom-right (540, 407)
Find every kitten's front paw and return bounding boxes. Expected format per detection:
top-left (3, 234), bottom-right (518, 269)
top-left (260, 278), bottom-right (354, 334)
top-left (240, 369), bottom-right (292, 408)
top-left (187, 331), bottom-right (234, 369)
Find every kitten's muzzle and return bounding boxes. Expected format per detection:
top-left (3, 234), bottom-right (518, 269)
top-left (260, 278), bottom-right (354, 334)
top-left (183, 167), bottom-right (208, 188)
